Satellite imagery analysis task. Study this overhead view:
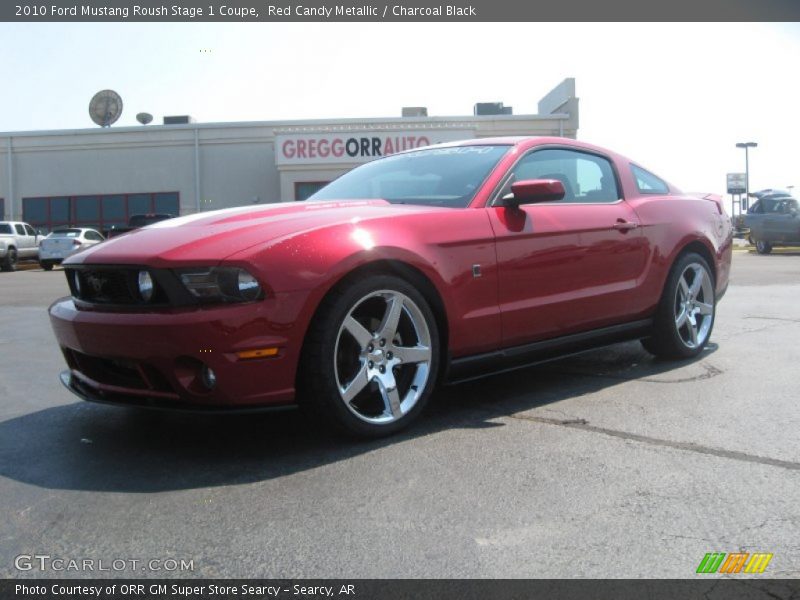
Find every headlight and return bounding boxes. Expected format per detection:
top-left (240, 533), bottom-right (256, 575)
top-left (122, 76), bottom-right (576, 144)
top-left (137, 270), bottom-right (154, 302)
top-left (177, 267), bottom-right (263, 303)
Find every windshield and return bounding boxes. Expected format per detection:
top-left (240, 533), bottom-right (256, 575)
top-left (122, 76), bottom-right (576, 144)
top-left (308, 145), bottom-right (511, 208)
top-left (51, 229), bottom-right (82, 237)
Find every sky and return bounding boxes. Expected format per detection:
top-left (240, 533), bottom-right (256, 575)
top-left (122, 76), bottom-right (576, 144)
top-left (1, 22), bottom-right (798, 197)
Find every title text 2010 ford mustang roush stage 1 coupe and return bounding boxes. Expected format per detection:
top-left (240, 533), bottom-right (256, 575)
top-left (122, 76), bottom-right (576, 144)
top-left (49, 137), bottom-right (733, 437)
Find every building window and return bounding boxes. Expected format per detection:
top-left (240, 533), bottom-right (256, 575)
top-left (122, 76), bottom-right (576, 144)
top-left (295, 182), bottom-right (329, 201)
top-left (0, 198), bottom-right (4, 219)
top-left (22, 192), bottom-right (180, 234)
top-left (154, 192), bottom-right (179, 214)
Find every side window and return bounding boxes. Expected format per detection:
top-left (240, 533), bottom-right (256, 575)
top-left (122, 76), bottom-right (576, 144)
top-left (86, 231), bottom-right (103, 241)
top-left (502, 148), bottom-right (620, 204)
top-left (763, 200), bottom-right (779, 214)
top-left (631, 164), bottom-right (670, 194)
top-left (15, 224), bottom-right (25, 235)
top-left (24, 224), bottom-right (36, 236)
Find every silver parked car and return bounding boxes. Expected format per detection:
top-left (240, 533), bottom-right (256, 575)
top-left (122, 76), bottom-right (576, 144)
top-left (38, 228), bottom-right (105, 270)
top-left (743, 194), bottom-right (800, 254)
top-left (0, 221), bottom-right (41, 271)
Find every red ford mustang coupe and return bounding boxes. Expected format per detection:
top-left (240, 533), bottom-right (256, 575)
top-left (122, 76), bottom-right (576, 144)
top-left (49, 137), bottom-right (732, 437)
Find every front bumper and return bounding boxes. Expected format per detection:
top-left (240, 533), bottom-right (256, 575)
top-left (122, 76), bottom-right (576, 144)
top-left (49, 293), bottom-right (312, 409)
top-left (58, 370), bottom-right (296, 413)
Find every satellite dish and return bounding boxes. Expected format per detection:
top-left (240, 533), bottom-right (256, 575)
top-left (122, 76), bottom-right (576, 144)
top-left (136, 112), bottom-right (153, 125)
top-left (89, 90), bottom-right (123, 127)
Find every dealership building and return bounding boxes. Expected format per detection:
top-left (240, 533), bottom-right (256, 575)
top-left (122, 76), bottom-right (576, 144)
top-left (0, 79), bottom-right (578, 233)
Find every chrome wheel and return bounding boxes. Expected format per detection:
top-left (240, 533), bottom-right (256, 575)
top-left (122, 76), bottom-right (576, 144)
top-left (334, 290), bottom-right (432, 425)
top-left (674, 262), bottom-right (714, 349)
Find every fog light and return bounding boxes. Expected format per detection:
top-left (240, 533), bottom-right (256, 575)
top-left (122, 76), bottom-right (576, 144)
top-left (138, 270), bottom-right (154, 302)
top-left (200, 365), bottom-right (216, 390)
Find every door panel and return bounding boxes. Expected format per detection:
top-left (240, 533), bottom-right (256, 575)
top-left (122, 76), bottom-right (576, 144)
top-left (488, 202), bottom-right (649, 347)
top-left (764, 208), bottom-right (800, 242)
top-left (765, 198), bottom-right (800, 242)
top-left (759, 198), bottom-right (799, 241)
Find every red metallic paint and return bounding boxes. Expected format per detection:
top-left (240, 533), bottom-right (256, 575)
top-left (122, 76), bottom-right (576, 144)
top-left (49, 137), bottom-right (732, 409)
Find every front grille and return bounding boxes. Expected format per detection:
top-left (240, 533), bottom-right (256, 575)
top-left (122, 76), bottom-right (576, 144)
top-left (64, 266), bottom-right (179, 306)
top-left (77, 269), bottom-right (138, 304)
top-left (64, 263), bottom-right (206, 308)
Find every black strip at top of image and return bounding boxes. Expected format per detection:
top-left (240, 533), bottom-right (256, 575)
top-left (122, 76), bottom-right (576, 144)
top-left (2, 0), bottom-right (800, 22)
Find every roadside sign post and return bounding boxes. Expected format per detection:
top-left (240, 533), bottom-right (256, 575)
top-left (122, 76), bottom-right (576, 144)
top-left (727, 173), bottom-right (746, 217)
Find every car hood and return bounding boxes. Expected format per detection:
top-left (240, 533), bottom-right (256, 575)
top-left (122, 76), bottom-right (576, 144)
top-left (65, 200), bottom-right (444, 267)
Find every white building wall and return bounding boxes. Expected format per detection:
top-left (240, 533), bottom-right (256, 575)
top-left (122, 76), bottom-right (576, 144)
top-left (0, 78), bottom-right (579, 225)
top-left (200, 140), bottom-right (280, 211)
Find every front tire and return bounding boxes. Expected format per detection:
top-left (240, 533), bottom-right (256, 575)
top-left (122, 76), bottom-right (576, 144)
top-left (1, 248), bottom-right (17, 272)
top-left (755, 240), bottom-right (773, 254)
top-left (298, 274), bottom-right (440, 438)
top-left (642, 252), bottom-right (715, 359)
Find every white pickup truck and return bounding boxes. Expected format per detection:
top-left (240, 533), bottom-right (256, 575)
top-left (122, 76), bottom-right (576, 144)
top-left (0, 221), bottom-right (41, 271)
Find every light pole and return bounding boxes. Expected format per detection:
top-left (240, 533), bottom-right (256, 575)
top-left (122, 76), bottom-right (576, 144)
top-left (736, 142), bottom-right (758, 207)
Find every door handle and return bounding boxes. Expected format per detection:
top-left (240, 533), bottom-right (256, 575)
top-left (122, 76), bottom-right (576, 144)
top-left (613, 219), bottom-right (639, 232)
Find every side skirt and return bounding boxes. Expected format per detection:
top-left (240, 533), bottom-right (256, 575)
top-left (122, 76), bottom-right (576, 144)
top-left (446, 318), bottom-right (653, 385)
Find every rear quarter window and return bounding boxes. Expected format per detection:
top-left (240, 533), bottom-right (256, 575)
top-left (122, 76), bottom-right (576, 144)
top-left (631, 164), bottom-right (670, 194)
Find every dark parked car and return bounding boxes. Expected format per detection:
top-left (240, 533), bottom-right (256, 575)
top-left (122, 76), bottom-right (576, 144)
top-left (104, 213), bottom-right (175, 238)
top-left (743, 195), bottom-right (800, 254)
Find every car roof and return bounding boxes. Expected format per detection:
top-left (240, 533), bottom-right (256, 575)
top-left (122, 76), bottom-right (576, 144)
top-left (422, 136), bottom-right (630, 160)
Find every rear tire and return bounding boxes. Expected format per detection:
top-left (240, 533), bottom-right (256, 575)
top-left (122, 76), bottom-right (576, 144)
top-left (1, 248), bottom-right (17, 272)
top-left (40, 261), bottom-right (54, 271)
top-left (297, 274), bottom-right (440, 438)
top-left (641, 252), bottom-right (715, 360)
top-left (755, 240), bottom-right (773, 254)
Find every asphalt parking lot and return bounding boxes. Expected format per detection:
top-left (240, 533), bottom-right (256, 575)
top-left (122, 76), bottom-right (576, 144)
top-left (1, 249), bottom-right (798, 579)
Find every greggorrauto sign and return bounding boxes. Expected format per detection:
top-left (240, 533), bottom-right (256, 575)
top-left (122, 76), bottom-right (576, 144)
top-left (276, 130), bottom-right (474, 166)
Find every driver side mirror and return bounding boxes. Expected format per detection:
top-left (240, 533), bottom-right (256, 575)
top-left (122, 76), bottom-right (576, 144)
top-left (505, 179), bottom-right (566, 208)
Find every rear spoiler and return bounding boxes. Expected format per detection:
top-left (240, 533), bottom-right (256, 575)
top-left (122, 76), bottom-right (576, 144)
top-left (688, 192), bottom-right (725, 215)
